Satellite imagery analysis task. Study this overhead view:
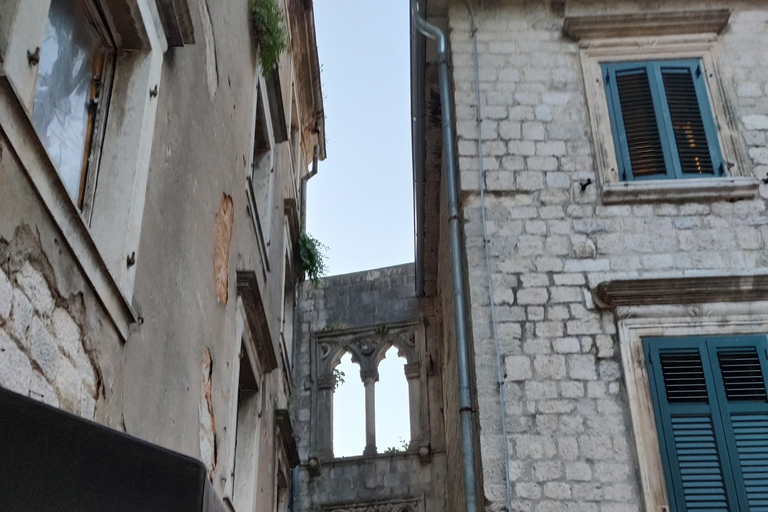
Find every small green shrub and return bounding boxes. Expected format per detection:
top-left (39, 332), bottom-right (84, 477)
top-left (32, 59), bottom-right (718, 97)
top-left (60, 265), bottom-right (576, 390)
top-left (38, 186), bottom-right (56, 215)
top-left (333, 368), bottom-right (345, 390)
top-left (250, 0), bottom-right (287, 73)
top-left (299, 232), bottom-right (328, 285)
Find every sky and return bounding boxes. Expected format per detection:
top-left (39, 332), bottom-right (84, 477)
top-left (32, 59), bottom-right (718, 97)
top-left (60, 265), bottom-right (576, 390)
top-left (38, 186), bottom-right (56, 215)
top-left (309, 1), bottom-right (414, 456)
top-left (307, 0), bottom-right (414, 277)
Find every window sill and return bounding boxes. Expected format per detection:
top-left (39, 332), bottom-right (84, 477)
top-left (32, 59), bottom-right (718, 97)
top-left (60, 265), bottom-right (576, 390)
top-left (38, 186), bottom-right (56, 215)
top-left (601, 176), bottom-right (760, 204)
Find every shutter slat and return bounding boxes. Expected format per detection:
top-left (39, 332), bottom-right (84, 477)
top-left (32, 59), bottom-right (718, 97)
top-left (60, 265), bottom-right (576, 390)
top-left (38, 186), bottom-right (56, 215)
top-left (660, 350), bottom-right (709, 402)
top-left (732, 414), bottom-right (768, 509)
top-left (718, 348), bottom-right (768, 401)
top-left (671, 414), bottom-right (730, 510)
top-left (615, 70), bottom-right (667, 177)
top-left (661, 69), bottom-right (715, 175)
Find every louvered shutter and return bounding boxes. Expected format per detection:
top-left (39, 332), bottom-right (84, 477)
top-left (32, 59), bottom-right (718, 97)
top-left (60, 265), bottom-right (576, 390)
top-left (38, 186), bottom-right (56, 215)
top-left (708, 337), bottom-right (768, 511)
top-left (603, 59), bottom-right (725, 181)
top-left (645, 337), bottom-right (740, 511)
top-left (605, 64), bottom-right (672, 180)
top-left (658, 62), bottom-right (725, 177)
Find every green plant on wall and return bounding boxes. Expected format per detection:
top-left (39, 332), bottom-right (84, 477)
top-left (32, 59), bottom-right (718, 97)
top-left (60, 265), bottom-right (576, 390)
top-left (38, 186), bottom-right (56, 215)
top-left (333, 368), bottom-right (345, 391)
top-left (384, 436), bottom-right (409, 454)
top-left (250, 0), bottom-right (287, 73)
top-left (299, 232), bottom-right (328, 285)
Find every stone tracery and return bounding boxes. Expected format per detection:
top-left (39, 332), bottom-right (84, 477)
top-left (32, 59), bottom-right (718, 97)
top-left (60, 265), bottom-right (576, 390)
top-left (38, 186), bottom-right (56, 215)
top-left (312, 322), bottom-right (426, 459)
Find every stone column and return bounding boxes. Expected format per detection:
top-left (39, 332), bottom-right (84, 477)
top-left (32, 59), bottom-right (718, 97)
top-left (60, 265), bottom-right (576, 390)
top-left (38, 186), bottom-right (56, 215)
top-left (404, 362), bottom-right (421, 447)
top-left (361, 368), bottom-right (379, 456)
top-left (316, 373), bottom-right (335, 459)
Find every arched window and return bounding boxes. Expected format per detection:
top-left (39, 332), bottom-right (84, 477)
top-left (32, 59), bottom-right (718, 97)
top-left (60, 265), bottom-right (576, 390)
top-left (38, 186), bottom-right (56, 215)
top-left (332, 352), bottom-right (365, 457)
top-left (376, 346), bottom-right (410, 452)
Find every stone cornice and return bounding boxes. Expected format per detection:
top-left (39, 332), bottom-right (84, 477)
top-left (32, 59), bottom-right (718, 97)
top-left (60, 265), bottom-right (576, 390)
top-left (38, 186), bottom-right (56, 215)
top-left (595, 274), bottom-right (768, 309)
top-left (564, 9), bottom-right (731, 40)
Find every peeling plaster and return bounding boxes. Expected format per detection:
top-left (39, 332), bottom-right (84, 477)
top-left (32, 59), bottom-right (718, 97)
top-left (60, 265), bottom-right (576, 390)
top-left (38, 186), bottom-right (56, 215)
top-left (214, 194), bottom-right (234, 304)
top-left (199, 346), bottom-right (217, 479)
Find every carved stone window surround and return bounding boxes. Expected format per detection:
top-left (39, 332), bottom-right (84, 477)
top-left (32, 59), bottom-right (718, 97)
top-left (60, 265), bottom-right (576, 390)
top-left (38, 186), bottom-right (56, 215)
top-left (595, 269), bottom-right (768, 511)
top-left (310, 321), bottom-right (429, 462)
top-left (321, 496), bottom-right (424, 512)
top-left (616, 310), bottom-right (768, 512)
top-left (577, 27), bottom-right (759, 204)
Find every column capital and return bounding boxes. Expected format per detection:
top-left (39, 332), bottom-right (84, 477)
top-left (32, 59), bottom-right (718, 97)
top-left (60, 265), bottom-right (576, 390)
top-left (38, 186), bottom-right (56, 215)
top-left (360, 368), bottom-right (379, 384)
top-left (404, 362), bottom-right (421, 379)
top-left (317, 374), bottom-right (336, 390)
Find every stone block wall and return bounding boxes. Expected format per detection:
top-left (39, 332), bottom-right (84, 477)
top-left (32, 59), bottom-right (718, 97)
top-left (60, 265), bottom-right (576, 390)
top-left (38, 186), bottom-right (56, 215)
top-left (446, 1), bottom-right (768, 511)
top-left (0, 238), bottom-right (99, 419)
top-left (293, 263), bottom-right (447, 511)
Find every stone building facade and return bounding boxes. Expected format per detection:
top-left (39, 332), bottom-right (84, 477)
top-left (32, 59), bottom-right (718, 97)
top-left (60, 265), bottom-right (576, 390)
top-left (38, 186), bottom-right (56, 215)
top-left (0, 0), bottom-right (323, 509)
top-left (444, 2), bottom-right (768, 511)
top-left (295, 1), bottom-right (768, 512)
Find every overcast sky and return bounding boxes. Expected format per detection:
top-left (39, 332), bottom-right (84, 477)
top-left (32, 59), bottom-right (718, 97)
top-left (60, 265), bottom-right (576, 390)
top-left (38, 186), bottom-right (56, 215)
top-left (308, 0), bottom-right (413, 456)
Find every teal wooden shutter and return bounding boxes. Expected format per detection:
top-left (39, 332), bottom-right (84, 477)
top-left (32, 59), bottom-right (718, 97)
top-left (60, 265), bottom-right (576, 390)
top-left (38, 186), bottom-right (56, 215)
top-left (603, 59), bottom-right (725, 181)
top-left (657, 61), bottom-right (725, 177)
top-left (708, 336), bottom-right (768, 511)
top-left (645, 337), bottom-right (740, 511)
top-left (604, 63), bottom-right (672, 180)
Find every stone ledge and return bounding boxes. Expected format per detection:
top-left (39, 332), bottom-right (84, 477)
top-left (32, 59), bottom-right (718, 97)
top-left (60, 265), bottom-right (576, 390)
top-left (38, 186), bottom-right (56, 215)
top-left (600, 177), bottom-right (760, 204)
top-left (564, 9), bottom-right (731, 40)
top-left (595, 273), bottom-right (768, 308)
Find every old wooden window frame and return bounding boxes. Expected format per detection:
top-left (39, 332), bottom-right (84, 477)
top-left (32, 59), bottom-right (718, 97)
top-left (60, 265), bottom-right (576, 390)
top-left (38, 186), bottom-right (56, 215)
top-left (29, 0), bottom-right (117, 222)
top-left (246, 74), bottom-right (277, 276)
top-left (0, 0), bottom-right (168, 339)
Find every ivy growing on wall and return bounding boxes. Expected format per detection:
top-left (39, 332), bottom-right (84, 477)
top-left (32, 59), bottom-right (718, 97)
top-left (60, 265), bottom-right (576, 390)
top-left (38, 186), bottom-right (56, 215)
top-left (250, 0), bottom-right (287, 73)
top-left (299, 232), bottom-right (328, 285)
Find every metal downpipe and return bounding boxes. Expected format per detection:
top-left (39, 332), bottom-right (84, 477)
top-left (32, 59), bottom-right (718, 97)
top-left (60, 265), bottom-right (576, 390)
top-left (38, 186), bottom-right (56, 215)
top-left (300, 144), bottom-right (320, 234)
top-left (411, 3), bottom-right (479, 512)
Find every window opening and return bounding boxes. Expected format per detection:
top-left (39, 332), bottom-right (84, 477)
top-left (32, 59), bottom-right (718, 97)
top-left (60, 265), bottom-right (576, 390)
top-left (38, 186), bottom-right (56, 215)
top-left (280, 254), bottom-right (294, 369)
top-left (644, 335), bottom-right (768, 511)
top-left (274, 468), bottom-right (289, 512)
top-left (232, 343), bottom-right (260, 512)
top-left (376, 346), bottom-right (411, 453)
top-left (332, 351), bottom-right (365, 457)
top-left (603, 59), bottom-right (724, 182)
top-left (249, 84), bottom-right (276, 248)
top-left (31, 0), bottom-right (114, 211)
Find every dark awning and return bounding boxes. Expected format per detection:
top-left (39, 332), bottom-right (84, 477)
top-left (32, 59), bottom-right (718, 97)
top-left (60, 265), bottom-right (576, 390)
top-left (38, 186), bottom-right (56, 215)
top-left (0, 387), bottom-right (228, 512)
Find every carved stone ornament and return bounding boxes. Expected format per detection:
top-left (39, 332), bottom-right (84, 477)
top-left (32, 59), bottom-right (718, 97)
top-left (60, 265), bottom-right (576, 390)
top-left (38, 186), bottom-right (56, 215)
top-left (314, 323), bottom-right (421, 383)
top-left (322, 498), bottom-right (421, 512)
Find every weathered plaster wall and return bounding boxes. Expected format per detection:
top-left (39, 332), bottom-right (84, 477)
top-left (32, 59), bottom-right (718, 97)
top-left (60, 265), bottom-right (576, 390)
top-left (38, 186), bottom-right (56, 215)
top-left (0, 0), bottom-right (315, 507)
top-left (294, 264), bottom-right (447, 512)
top-left (447, 1), bottom-right (768, 510)
top-left (0, 140), bottom-right (123, 426)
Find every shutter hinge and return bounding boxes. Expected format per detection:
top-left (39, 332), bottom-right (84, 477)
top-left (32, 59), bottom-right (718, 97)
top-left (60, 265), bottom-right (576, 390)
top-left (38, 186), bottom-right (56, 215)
top-left (605, 71), bottom-right (611, 84)
top-left (696, 65), bottom-right (703, 78)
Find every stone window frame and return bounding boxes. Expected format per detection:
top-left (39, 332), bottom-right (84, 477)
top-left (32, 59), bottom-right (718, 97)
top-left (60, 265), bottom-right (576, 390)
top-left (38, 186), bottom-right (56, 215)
top-left (617, 305), bottom-right (768, 512)
top-left (246, 74), bottom-right (278, 276)
top-left (309, 321), bottom-right (429, 462)
top-left (223, 299), bottom-right (266, 504)
top-left (579, 33), bottom-right (759, 204)
top-left (0, 0), bottom-right (172, 339)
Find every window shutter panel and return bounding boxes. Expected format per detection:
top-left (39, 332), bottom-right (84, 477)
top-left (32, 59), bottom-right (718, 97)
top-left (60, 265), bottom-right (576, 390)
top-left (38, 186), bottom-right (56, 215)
top-left (612, 67), bottom-right (668, 178)
top-left (659, 64), bottom-right (719, 176)
top-left (645, 339), bottom-right (739, 511)
top-left (708, 337), bottom-right (768, 511)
